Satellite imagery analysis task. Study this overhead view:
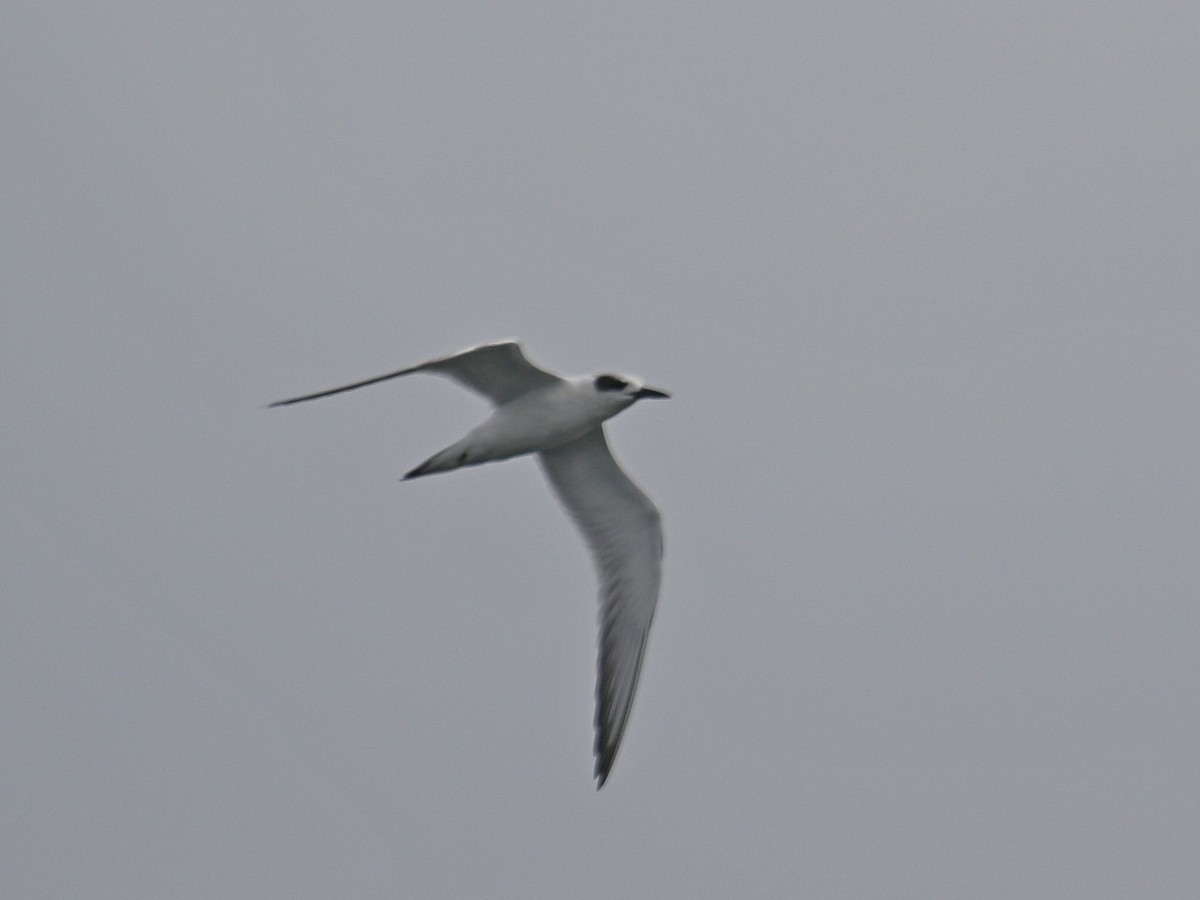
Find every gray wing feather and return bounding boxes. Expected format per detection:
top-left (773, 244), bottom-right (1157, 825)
top-left (421, 341), bottom-right (562, 404)
top-left (269, 340), bottom-right (561, 408)
top-left (538, 426), bottom-right (663, 787)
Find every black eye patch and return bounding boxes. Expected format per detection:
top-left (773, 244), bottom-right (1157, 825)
top-left (594, 374), bottom-right (628, 392)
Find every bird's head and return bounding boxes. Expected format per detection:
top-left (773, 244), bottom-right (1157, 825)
top-left (592, 373), bottom-right (671, 405)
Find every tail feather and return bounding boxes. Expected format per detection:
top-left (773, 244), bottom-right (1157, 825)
top-left (403, 459), bottom-right (436, 480)
top-left (403, 444), bottom-right (470, 480)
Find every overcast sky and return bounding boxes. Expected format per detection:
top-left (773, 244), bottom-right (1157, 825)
top-left (4, 3), bottom-right (1198, 898)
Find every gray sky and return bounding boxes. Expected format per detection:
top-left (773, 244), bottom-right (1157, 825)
top-left (4, 3), bottom-right (1198, 897)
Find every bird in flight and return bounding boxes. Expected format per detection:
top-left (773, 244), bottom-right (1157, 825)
top-left (271, 340), bottom-right (668, 787)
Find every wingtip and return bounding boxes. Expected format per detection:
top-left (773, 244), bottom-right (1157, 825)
top-left (594, 745), bottom-right (616, 788)
top-left (266, 394), bottom-right (314, 408)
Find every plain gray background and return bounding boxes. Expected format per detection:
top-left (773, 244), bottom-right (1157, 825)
top-left (4, 3), bottom-right (1197, 897)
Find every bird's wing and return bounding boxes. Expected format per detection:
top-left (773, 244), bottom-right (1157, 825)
top-left (538, 426), bottom-right (663, 787)
top-left (269, 340), bottom-right (563, 408)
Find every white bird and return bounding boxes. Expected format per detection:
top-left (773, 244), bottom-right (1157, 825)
top-left (271, 340), bottom-right (668, 787)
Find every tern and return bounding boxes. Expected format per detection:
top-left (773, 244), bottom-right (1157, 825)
top-left (271, 340), bottom-right (668, 786)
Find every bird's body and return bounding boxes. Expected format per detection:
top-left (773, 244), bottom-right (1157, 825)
top-left (405, 376), bottom-right (637, 478)
top-left (271, 341), bottom-right (667, 786)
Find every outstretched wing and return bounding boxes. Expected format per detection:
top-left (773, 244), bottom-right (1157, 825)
top-left (269, 340), bottom-right (563, 408)
top-left (538, 426), bottom-right (663, 787)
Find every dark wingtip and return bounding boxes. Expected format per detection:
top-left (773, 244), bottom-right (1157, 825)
top-left (266, 394), bottom-right (312, 408)
top-left (594, 744), bottom-right (616, 788)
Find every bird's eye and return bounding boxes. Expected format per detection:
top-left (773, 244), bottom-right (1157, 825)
top-left (594, 375), bottom-right (628, 392)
